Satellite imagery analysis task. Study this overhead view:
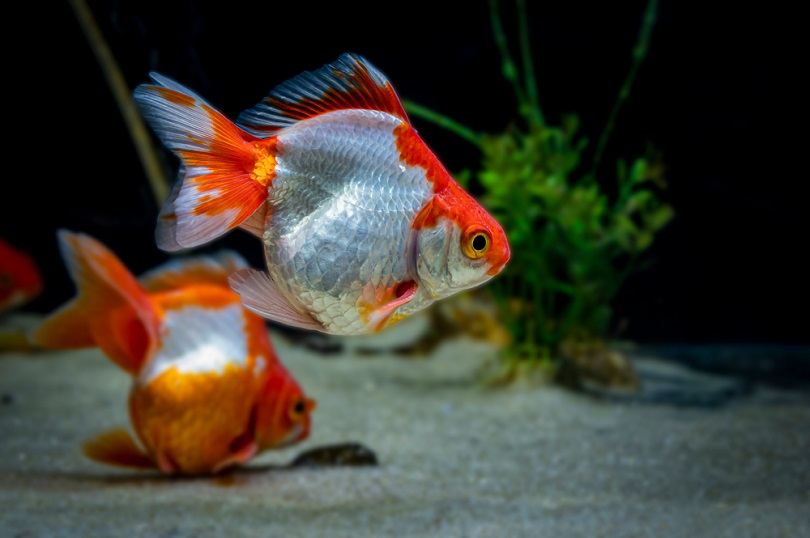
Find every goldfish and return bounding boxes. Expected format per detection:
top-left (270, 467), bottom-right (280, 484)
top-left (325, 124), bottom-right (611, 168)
top-left (0, 238), bottom-right (43, 314)
top-left (31, 231), bottom-right (315, 475)
top-left (134, 53), bottom-right (510, 335)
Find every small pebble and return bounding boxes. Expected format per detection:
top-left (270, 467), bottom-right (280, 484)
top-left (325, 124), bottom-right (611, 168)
top-left (290, 442), bottom-right (378, 468)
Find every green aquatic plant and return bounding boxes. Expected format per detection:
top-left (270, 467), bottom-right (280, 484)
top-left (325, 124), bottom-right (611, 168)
top-left (406, 0), bottom-right (671, 386)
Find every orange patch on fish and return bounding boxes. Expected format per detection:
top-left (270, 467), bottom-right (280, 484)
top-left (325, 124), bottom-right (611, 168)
top-left (154, 284), bottom-right (238, 313)
top-left (177, 105), bottom-right (275, 221)
top-left (129, 362), bottom-right (260, 475)
top-left (250, 139), bottom-right (278, 187)
top-left (411, 196), bottom-right (453, 230)
top-left (393, 123), bottom-right (452, 192)
top-left (394, 123), bottom-right (477, 231)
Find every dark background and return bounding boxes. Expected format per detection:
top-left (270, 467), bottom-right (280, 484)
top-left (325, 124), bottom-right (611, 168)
top-left (5, 1), bottom-right (805, 343)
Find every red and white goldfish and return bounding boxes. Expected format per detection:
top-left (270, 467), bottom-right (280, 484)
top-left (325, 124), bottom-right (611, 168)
top-left (0, 238), bottom-right (43, 314)
top-left (31, 231), bottom-right (315, 475)
top-left (135, 53), bottom-right (510, 335)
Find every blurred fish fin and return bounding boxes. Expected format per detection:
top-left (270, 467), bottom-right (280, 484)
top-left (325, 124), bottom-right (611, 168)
top-left (228, 269), bottom-right (324, 331)
top-left (83, 428), bottom-right (154, 470)
top-left (140, 251), bottom-right (248, 292)
top-left (29, 298), bottom-right (94, 349)
top-left (135, 74), bottom-right (271, 252)
top-left (236, 53), bottom-right (408, 136)
top-left (239, 205), bottom-right (266, 239)
top-left (213, 440), bottom-right (258, 473)
top-left (31, 231), bottom-right (159, 374)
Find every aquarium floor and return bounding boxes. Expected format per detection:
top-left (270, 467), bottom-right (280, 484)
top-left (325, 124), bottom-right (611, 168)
top-left (1, 321), bottom-right (809, 537)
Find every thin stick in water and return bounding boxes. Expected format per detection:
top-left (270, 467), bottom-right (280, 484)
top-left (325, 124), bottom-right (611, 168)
top-left (67, 0), bottom-right (169, 205)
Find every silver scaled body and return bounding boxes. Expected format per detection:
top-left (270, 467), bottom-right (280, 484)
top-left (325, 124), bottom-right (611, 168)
top-left (263, 109), bottom-right (433, 335)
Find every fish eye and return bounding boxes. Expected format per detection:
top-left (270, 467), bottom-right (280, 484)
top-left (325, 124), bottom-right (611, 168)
top-left (292, 400), bottom-right (306, 415)
top-left (287, 398), bottom-right (310, 422)
top-left (472, 234), bottom-right (488, 252)
top-left (462, 229), bottom-right (491, 259)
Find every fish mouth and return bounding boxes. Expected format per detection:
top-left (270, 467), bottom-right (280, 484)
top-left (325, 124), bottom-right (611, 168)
top-left (485, 241), bottom-right (511, 276)
top-left (486, 261), bottom-right (507, 276)
top-left (276, 422), bottom-right (308, 448)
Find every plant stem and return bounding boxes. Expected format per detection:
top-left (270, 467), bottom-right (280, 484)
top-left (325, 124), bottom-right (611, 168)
top-left (592, 0), bottom-right (659, 173)
top-left (403, 100), bottom-right (484, 147)
top-left (68, 0), bottom-right (170, 205)
top-left (488, 0), bottom-right (529, 118)
top-left (516, 0), bottom-right (544, 126)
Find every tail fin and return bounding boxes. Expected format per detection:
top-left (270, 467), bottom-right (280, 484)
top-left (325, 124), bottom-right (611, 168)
top-left (134, 74), bottom-right (272, 252)
top-left (82, 428), bottom-right (154, 470)
top-left (30, 231), bottom-right (159, 374)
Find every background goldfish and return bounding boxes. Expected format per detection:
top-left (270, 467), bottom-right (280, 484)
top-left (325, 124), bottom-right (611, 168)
top-left (31, 231), bottom-right (315, 475)
top-left (134, 54), bottom-right (510, 336)
top-left (0, 238), bottom-right (43, 314)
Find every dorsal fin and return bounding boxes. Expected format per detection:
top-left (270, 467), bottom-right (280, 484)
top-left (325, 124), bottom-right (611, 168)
top-left (237, 53), bottom-right (409, 137)
top-left (139, 251), bottom-right (247, 292)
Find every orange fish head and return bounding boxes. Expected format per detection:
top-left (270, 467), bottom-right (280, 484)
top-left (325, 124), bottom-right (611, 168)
top-left (415, 187), bottom-right (511, 298)
top-left (254, 360), bottom-right (316, 450)
top-left (0, 238), bottom-right (43, 312)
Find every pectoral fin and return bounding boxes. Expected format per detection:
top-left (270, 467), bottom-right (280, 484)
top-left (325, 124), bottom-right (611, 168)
top-left (228, 269), bottom-right (324, 332)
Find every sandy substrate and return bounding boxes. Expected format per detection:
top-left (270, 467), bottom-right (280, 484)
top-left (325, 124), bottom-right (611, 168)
top-left (1, 323), bottom-right (809, 537)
